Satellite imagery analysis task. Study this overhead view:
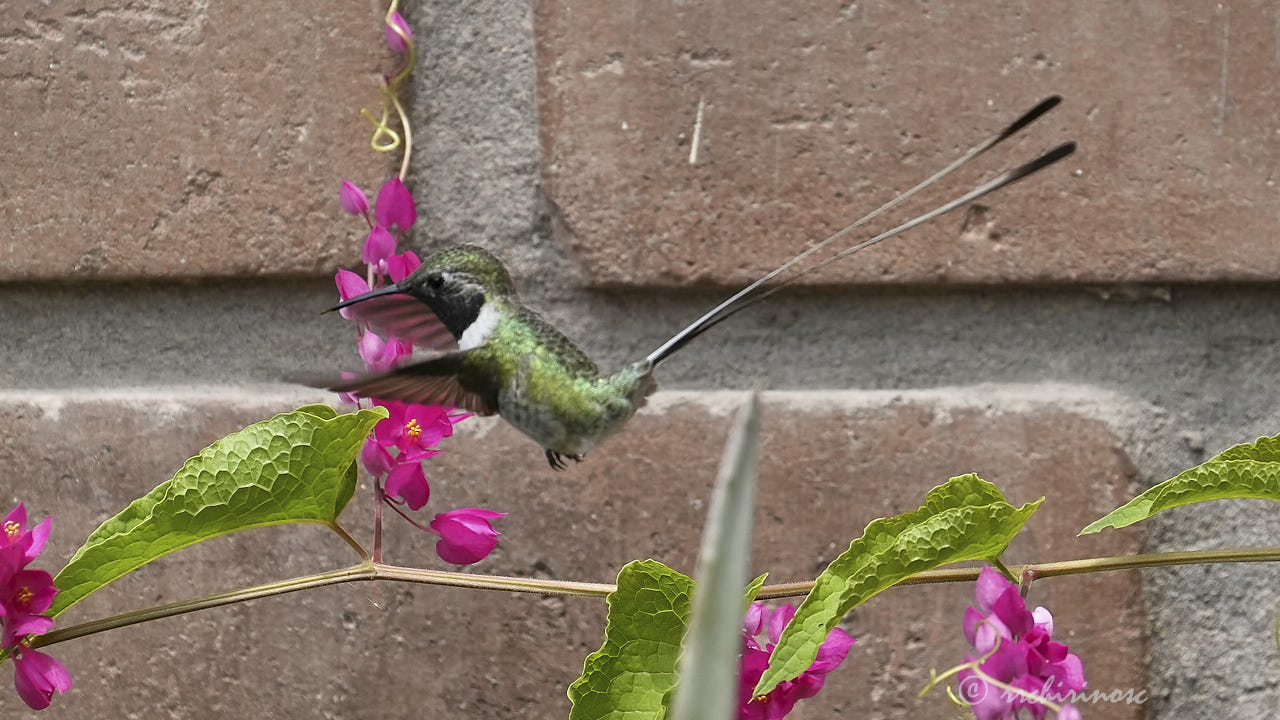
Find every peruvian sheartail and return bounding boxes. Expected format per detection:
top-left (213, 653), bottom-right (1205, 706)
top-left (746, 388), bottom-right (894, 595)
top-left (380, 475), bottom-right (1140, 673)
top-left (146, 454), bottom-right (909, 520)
top-left (330, 97), bottom-right (1076, 469)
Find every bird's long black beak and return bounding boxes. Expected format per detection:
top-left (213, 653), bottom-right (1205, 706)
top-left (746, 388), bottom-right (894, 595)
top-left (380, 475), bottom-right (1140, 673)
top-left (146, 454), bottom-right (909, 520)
top-left (327, 283), bottom-right (406, 313)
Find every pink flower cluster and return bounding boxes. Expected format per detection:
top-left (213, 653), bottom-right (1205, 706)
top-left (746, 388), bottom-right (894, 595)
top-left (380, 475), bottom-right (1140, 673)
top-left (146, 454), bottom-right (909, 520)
top-left (957, 567), bottom-right (1085, 720)
top-left (335, 178), bottom-right (505, 565)
top-left (2, 504), bottom-right (71, 710)
top-left (737, 602), bottom-right (855, 720)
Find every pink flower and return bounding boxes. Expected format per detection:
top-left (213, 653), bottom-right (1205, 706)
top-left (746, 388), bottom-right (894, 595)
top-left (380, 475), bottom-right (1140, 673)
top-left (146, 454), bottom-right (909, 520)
top-left (956, 567), bottom-right (1086, 720)
top-left (362, 225), bottom-right (397, 266)
top-left (373, 402), bottom-right (461, 456)
top-left (384, 10), bottom-right (413, 53)
top-left (0, 504), bottom-right (70, 710)
top-left (737, 602), bottom-right (854, 719)
top-left (375, 177), bottom-right (417, 231)
top-left (1, 505), bottom-right (50, 567)
top-left (338, 179), bottom-right (369, 216)
top-left (11, 646), bottom-right (72, 710)
top-left (357, 331), bottom-right (411, 373)
top-left (429, 508), bottom-right (505, 564)
top-left (385, 461), bottom-right (431, 511)
top-left (1, 569), bottom-right (57, 648)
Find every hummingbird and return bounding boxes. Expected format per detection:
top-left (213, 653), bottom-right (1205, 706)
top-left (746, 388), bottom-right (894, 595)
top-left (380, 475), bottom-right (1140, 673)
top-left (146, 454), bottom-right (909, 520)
top-left (330, 96), bottom-right (1076, 469)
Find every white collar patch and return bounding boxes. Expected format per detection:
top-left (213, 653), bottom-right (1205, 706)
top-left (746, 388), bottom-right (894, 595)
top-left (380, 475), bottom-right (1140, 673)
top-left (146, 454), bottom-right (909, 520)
top-left (458, 302), bottom-right (501, 350)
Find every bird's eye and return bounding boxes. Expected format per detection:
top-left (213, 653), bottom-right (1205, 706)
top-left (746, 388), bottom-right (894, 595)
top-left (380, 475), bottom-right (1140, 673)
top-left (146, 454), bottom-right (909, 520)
top-left (426, 272), bottom-right (444, 289)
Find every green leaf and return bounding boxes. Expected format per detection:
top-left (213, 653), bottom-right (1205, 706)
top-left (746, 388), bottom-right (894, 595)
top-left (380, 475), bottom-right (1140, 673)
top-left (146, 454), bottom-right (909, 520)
top-left (753, 473), bottom-right (1041, 697)
top-left (1080, 433), bottom-right (1280, 534)
top-left (49, 405), bottom-right (385, 618)
top-left (569, 560), bottom-right (693, 720)
top-left (744, 573), bottom-right (768, 610)
top-left (670, 394), bottom-right (761, 720)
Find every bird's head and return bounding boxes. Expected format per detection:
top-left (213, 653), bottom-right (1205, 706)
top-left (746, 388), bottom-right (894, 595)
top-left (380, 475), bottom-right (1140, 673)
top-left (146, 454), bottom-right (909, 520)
top-left (330, 244), bottom-right (514, 340)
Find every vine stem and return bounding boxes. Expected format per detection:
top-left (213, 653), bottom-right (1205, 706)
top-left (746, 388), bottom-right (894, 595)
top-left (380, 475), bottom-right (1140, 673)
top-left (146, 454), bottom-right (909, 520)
top-left (27, 547), bottom-right (1280, 650)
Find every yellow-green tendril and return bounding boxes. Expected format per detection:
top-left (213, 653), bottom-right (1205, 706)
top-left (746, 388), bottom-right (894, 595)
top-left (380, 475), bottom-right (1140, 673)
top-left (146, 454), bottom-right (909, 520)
top-left (360, 0), bottom-right (416, 179)
top-left (362, 94), bottom-right (401, 153)
top-left (919, 636), bottom-right (1066, 716)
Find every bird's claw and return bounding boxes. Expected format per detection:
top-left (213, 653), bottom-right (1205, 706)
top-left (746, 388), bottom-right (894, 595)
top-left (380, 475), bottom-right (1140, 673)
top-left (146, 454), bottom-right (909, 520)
top-left (545, 450), bottom-right (582, 471)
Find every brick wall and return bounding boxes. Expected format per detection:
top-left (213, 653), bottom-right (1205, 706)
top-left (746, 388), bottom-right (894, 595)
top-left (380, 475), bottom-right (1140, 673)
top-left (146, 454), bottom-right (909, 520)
top-left (2, 2), bottom-right (1277, 718)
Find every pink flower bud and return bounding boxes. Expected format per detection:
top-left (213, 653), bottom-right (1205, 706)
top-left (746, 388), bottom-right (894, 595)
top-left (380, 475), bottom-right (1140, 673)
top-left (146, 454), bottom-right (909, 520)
top-left (333, 269), bottom-right (371, 319)
top-left (375, 177), bottom-right (417, 231)
top-left (362, 225), bottom-right (397, 265)
top-left (429, 508), bottom-right (506, 565)
top-left (12, 647), bottom-right (72, 710)
top-left (338, 179), bottom-right (369, 216)
top-left (384, 11), bottom-right (413, 53)
top-left (385, 461), bottom-right (430, 510)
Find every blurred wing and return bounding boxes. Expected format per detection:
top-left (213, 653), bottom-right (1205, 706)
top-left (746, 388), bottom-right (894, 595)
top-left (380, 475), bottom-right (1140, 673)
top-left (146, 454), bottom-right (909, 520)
top-left (346, 295), bottom-right (457, 351)
top-left (330, 351), bottom-right (498, 415)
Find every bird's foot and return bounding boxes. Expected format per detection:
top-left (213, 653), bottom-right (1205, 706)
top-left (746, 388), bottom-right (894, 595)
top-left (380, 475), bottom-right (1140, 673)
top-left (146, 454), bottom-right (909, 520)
top-left (546, 449), bottom-right (565, 470)
top-left (545, 450), bottom-right (583, 471)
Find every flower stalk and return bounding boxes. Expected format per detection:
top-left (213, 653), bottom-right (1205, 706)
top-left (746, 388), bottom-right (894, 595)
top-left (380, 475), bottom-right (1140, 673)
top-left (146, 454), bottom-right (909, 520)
top-left (29, 546), bottom-right (1280, 651)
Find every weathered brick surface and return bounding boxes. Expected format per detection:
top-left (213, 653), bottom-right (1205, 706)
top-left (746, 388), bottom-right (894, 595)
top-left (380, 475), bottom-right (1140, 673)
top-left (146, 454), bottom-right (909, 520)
top-left (536, 1), bottom-right (1280, 286)
top-left (0, 390), bottom-right (1144, 718)
top-left (0, 2), bottom-right (388, 280)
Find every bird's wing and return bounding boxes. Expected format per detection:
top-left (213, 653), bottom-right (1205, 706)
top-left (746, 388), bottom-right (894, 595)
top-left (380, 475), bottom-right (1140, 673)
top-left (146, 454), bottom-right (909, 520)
top-left (330, 351), bottom-right (498, 415)
top-left (344, 295), bottom-right (458, 351)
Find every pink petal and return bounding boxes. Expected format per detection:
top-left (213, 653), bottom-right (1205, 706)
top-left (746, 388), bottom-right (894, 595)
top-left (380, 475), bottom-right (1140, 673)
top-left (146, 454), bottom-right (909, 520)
top-left (373, 401), bottom-right (408, 446)
top-left (767, 603), bottom-right (795, 646)
top-left (24, 516), bottom-right (51, 562)
top-left (338, 179), bottom-right (369, 216)
top-left (398, 447), bottom-right (443, 463)
top-left (336, 371), bottom-right (359, 404)
top-left (1047, 652), bottom-right (1087, 694)
top-left (957, 664), bottom-right (1013, 720)
top-left (2, 503), bottom-right (25, 534)
top-left (962, 606), bottom-right (985, 647)
top-left (809, 626), bottom-right (854, 673)
top-left (451, 508), bottom-right (506, 520)
top-left (991, 586), bottom-right (1033, 637)
top-left (1057, 704), bottom-right (1082, 720)
top-left (1032, 606), bottom-right (1054, 636)
top-left (362, 225), bottom-right (397, 265)
top-left (384, 10), bottom-right (413, 53)
top-left (385, 462), bottom-right (430, 511)
top-left (791, 669), bottom-right (826, 699)
top-left (7, 614), bottom-right (54, 639)
top-left (358, 332), bottom-right (387, 368)
top-left (743, 602), bottom-right (767, 636)
top-left (979, 639), bottom-right (1029, 683)
top-left (361, 438), bottom-right (395, 476)
top-left (375, 177), bottom-right (417, 230)
top-left (974, 565), bottom-right (1013, 614)
top-left (334, 269), bottom-right (371, 320)
top-left (761, 683), bottom-right (801, 720)
top-left (378, 338), bottom-right (413, 370)
top-left (404, 405), bottom-right (455, 447)
top-left (737, 642), bottom-right (771, 709)
top-left (386, 251), bottom-right (421, 283)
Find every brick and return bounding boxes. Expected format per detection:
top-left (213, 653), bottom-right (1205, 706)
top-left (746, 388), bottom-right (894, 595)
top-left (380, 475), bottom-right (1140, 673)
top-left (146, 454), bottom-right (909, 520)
top-left (0, 389), bottom-right (1143, 717)
top-left (0, 2), bottom-right (389, 280)
top-left (535, 1), bottom-right (1280, 286)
